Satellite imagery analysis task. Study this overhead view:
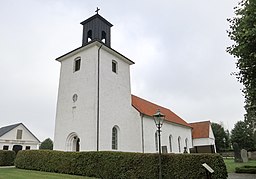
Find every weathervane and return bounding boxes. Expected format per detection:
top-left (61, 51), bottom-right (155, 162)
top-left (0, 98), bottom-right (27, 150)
top-left (95, 7), bottom-right (100, 14)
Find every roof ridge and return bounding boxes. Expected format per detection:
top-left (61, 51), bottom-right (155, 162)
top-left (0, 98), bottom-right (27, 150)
top-left (190, 120), bottom-right (211, 124)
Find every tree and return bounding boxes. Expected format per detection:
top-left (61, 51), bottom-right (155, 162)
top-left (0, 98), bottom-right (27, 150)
top-left (39, 138), bottom-right (53, 150)
top-left (231, 121), bottom-right (254, 150)
top-left (227, 0), bottom-right (256, 130)
top-left (211, 122), bottom-right (229, 152)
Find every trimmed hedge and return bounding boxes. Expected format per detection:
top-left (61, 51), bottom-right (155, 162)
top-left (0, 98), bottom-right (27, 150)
top-left (235, 165), bottom-right (256, 174)
top-left (0, 150), bottom-right (15, 166)
top-left (15, 150), bottom-right (227, 179)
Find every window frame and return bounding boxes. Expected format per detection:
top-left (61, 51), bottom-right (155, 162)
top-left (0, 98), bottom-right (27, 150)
top-left (169, 135), bottom-right (172, 153)
top-left (178, 136), bottom-right (181, 153)
top-left (112, 126), bottom-right (118, 150)
top-left (185, 138), bottom-right (188, 150)
top-left (16, 129), bottom-right (23, 139)
top-left (74, 57), bottom-right (81, 72)
top-left (112, 60), bottom-right (117, 73)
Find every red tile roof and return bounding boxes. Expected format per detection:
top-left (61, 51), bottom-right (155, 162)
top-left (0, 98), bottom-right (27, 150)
top-left (190, 121), bottom-right (210, 139)
top-left (131, 95), bottom-right (191, 128)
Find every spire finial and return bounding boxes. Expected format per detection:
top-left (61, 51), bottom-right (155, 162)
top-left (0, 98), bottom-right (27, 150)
top-left (95, 7), bottom-right (100, 14)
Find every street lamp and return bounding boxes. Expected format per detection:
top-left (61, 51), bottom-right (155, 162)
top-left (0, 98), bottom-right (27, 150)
top-left (153, 109), bottom-right (165, 179)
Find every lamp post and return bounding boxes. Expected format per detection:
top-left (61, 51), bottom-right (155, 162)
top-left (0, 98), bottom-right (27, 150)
top-left (153, 109), bottom-right (165, 179)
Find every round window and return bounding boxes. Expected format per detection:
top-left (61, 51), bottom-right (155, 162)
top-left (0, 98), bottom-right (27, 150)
top-left (72, 94), bottom-right (78, 102)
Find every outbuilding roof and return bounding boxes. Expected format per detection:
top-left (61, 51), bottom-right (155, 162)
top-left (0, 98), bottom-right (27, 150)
top-left (132, 95), bottom-right (191, 128)
top-left (0, 123), bottom-right (40, 142)
top-left (190, 121), bottom-right (211, 139)
top-left (0, 123), bottom-right (21, 137)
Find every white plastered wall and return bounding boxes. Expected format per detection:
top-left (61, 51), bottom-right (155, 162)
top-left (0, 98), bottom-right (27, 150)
top-left (142, 115), bottom-right (193, 153)
top-left (54, 43), bottom-right (142, 152)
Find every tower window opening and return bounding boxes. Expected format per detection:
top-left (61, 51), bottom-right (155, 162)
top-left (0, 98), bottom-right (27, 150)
top-left (112, 60), bottom-right (117, 73)
top-left (87, 30), bottom-right (92, 42)
top-left (101, 31), bottom-right (106, 43)
top-left (74, 58), bottom-right (81, 72)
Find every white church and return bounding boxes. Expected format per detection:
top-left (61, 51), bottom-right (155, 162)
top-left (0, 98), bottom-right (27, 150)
top-left (53, 11), bottom-right (215, 153)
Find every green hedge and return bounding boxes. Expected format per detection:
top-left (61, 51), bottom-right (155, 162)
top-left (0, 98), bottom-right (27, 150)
top-left (235, 165), bottom-right (256, 174)
top-left (0, 150), bottom-right (15, 166)
top-left (15, 150), bottom-right (227, 179)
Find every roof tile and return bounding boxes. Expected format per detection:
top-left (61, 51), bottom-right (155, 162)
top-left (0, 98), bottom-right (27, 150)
top-left (132, 95), bottom-right (191, 128)
top-left (190, 121), bottom-right (210, 139)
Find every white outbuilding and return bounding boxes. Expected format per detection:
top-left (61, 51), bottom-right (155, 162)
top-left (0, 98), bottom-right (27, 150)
top-left (0, 123), bottom-right (40, 152)
top-left (53, 12), bottom-right (215, 153)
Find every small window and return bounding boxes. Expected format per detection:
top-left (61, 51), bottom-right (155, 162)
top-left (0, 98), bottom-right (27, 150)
top-left (16, 129), bottom-right (23, 139)
top-left (3, 145), bottom-right (9, 150)
top-left (112, 60), bottom-right (117, 73)
top-left (25, 146), bottom-right (31, 150)
top-left (112, 126), bottom-right (118, 150)
top-left (74, 58), bottom-right (81, 72)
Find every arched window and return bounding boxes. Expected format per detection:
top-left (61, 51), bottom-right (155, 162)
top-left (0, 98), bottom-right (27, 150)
top-left (112, 126), bottom-right (118, 150)
top-left (87, 30), bottom-right (92, 42)
top-left (155, 131), bottom-right (158, 152)
top-left (101, 31), bottom-right (106, 43)
top-left (185, 138), bottom-right (188, 149)
top-left (178, 136), bottom-right (181, 153)
top-left (169, 135), bottom-right (173, 152)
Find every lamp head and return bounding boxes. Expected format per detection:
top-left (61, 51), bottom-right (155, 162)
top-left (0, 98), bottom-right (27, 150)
top-left (153, 109), bottom-right (165, 127)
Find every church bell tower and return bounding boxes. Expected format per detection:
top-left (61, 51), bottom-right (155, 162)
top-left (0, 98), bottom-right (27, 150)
top-left (80, 9), bottom-right (113, 47)
top-left (54, 9), bottom-right (141, 152)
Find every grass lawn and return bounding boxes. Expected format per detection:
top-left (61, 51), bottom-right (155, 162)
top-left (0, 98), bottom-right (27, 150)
top-left (0, 167), bottom-right (96, 179)
top-left (224, 158), bottom-right (256, 173)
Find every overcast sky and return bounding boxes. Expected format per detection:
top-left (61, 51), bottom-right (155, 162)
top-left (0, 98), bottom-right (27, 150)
top-left (0, 0), bottom-right (244, 141)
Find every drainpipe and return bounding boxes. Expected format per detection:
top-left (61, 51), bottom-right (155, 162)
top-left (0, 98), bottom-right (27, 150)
top-left (141, 113), bottom-right (145, 153)
top-left (97, 44), bottom-right (102, 151)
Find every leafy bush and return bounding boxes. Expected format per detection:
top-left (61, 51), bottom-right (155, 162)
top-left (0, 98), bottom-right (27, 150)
top-left (235, 165), bottom-right (256, 174)
top-left (0, 150), bottom-right (15, 166)
top-left (15, 150), bottom-right (227, 179)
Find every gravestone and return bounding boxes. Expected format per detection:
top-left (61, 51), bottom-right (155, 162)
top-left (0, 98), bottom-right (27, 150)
top-left (162, 146), bottom-right (167, 154)
top-left (233, 142), bottom-right (242, 162)
top-left (241, 149), bottom-right (248, 163)
top-left (248, 151), bottom-right (252, 160)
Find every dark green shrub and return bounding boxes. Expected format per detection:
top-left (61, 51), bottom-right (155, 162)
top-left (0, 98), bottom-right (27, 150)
top-left (235, 165), bottom-right (256, 174)
top-left (0, 150), bottom-right (15, 166)
top-left (15, 150), bottom-right (227, 179)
